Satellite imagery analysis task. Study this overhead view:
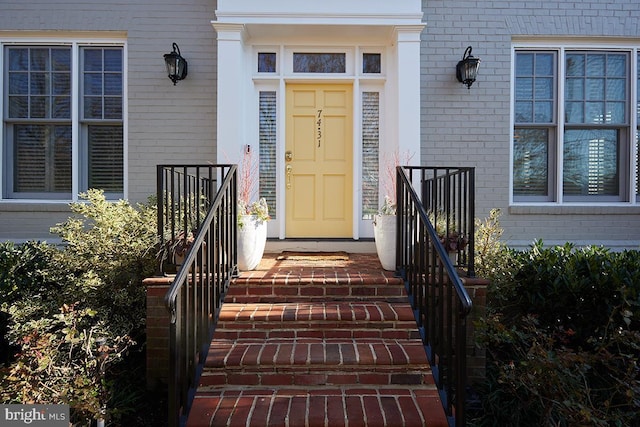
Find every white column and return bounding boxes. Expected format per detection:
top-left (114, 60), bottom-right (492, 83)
top-left (394, 25), bottom-right (425, 164)
top-left (212, 23), bottom-right (246, 165)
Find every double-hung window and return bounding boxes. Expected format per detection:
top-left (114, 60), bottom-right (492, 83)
top-left (3, 43), bottom-right (124, 200)
top-left (513, 46), bottom-right (638, 204)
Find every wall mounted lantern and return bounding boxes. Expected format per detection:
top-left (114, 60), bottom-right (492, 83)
top-left (164, 43), bottom-right (188, 85)
top-left (456, 46), bottom-right (481, 89)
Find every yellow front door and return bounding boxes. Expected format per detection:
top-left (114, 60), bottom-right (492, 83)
top-left (285, 84), bottom-right (353, 237)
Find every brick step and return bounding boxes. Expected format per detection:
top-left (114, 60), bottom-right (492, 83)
top-left (199, 368), bottom-right (434, 388)
top-left (219, 301), bottom-right (415, 323)
top-left (186, 388), bottom-right (449, 427)
top-left (234, 270), bottom-right (403, 288)
top-left (224, 284), bottom-right (407, 303)
top-left (215, 327), bottom-right (421, 341)
top-left (226, 275), bottom-right (406, 303)
top-left (216, 301), bottom-right (420, 340)
top-left (204, 340), bottom-right (430, 371)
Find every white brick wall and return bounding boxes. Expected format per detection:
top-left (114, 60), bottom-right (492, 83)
top-left (421, 0), bottom-right (640, 248)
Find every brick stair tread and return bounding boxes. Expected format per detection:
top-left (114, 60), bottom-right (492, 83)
top-left (186, 388), bottom-right (449, 427)
top-left (198, 369), bottom-right (435, 388)
top-left (224, 286), bottom-right (408, 303)
top-left (215, 301), bottom-right (422, 339)
top-left (217, 301), bottom-right (416, 323)
top-left (227, 273), bottom-right (407, 304)
top-left (214, 328), bottom-right (421, 341)
top-left (233, 270), bottom-right (403, 286)
top-left (205, 340), bottom-right (429, 369)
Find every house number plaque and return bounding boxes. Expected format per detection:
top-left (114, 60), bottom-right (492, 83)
top-left (316, 109), bottom-right (323, 148)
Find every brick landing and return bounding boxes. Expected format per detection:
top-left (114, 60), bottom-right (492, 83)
top-left (185, 253), bottom-right (449, 427)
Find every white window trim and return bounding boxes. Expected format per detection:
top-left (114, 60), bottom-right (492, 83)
top-left (510, 41), bottom-right (639, 207)
top-left (0, 36), bottom-right (128, 203)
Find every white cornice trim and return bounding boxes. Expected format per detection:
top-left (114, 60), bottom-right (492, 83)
top-left (214, 12), bottom-right (423, 27)
top-left (211, 23), bottom-right (247, 43)
top-left (394, 25), bottom-right (427, 41)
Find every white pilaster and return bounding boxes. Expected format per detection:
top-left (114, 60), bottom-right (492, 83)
top-left (212, 23), bottom-right (247, 164)
top-left (395, 25), bottom-right (425, 163)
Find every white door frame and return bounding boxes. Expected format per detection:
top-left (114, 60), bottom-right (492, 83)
top-left (213, 0), bottom-right (424, 239)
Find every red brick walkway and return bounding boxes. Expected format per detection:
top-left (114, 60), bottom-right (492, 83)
top-left (185, 253), bottom-right (449, 426)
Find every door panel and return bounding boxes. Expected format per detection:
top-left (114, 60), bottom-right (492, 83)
top-left (292, 116), bottom-right (316, 161)
top-left (324, 116), bottom-right (347, 160)
top-left (292, 175), bottom-right (315, 220)
top-left (285, 84), bottom-right (353, 237)
top-left (322, 175), bottom-right (346, 219)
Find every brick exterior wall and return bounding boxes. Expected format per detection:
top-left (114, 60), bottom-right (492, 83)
top-left (0, 0), bottom-right (218, 241)
top-left (421, 0), bottom-right (640, 249)
top-left (1, 0), bottom-right (639, 246)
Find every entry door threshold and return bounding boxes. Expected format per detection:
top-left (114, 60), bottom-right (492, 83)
top-left (265, 238), bottom-right (375, 254)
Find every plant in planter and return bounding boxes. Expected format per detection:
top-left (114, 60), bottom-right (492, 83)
top-left (373, 150), bottom-right (413, 271)
top-left (237, 148), bottom-right (270, 271)
top-left (157, 194), bottom-right (207, 273)
top-left (429, 210), bottom-right (469, 264)
top-left (162, 230), bottom-right (194, 268)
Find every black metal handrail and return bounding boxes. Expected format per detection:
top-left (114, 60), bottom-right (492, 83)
top-left (397, 166), bottom-right (474, 427)
top-left (157, 165), bottom-right (237, 427)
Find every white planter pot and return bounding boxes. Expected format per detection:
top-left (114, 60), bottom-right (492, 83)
top-left (373, 214), bottom-right (397, 271)
top-left (237, 215), bottom-right (267, 271)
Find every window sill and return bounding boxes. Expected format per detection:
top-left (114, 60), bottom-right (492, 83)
top-left (0, 201), bottom-right (72, 213)
top-left (509, 204), bottom-right (640, 215)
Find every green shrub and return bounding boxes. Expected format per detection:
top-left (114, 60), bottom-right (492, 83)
top-left (0, 241), bottom-right (61, 306)
top-left (0, 190), bottom-right (158, 424)
top-left (472, 242), bottom-right (640, 427)
top-left (474, 208), bottom-right (516, 280)
top-left (0, 241), bottom-right (62, 366)
top-left (49, 189), bottom-right (157, 341)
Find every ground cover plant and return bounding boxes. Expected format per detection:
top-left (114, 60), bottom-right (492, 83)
top-left (0, 190), bottom-right (158, 425)
top-left (471, 240), bottom-right (640, 426)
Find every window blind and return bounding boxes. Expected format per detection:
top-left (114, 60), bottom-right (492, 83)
top-left (362, 92), bottom-right (380, 218)
top-left (88, 125), bottom-right (123, 192)
top-left (14, 124), bottom-right (72, 193)
top-left (259, 91), bottom-right (277, 218)
top-left (513, 128), bottom-right (549, 196)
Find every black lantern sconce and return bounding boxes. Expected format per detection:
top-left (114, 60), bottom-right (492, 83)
top-left (163, 43), bottom-right (188, 85)
top-left (456, 46), bottom-right (481, 89)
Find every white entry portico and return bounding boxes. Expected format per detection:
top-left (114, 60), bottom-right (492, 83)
top-left (212, 0), bottom-right (424, 240)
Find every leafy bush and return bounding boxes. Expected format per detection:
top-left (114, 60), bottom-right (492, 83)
top-left (1, 241), bottom-right (61, 365)
top-left (0, 241), bottom-right (60, 306)
top-left (0, 190), bottom-right (157, 424)
top-left (49, 189), bottom-right (157, 341)
top-left (474, 208), bottom-right (514, 280)
top-left (471, 241), bottom-right (640, 426)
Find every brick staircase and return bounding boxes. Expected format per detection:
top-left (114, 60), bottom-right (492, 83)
top-left (185, 253), bottom-right (449, 427)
